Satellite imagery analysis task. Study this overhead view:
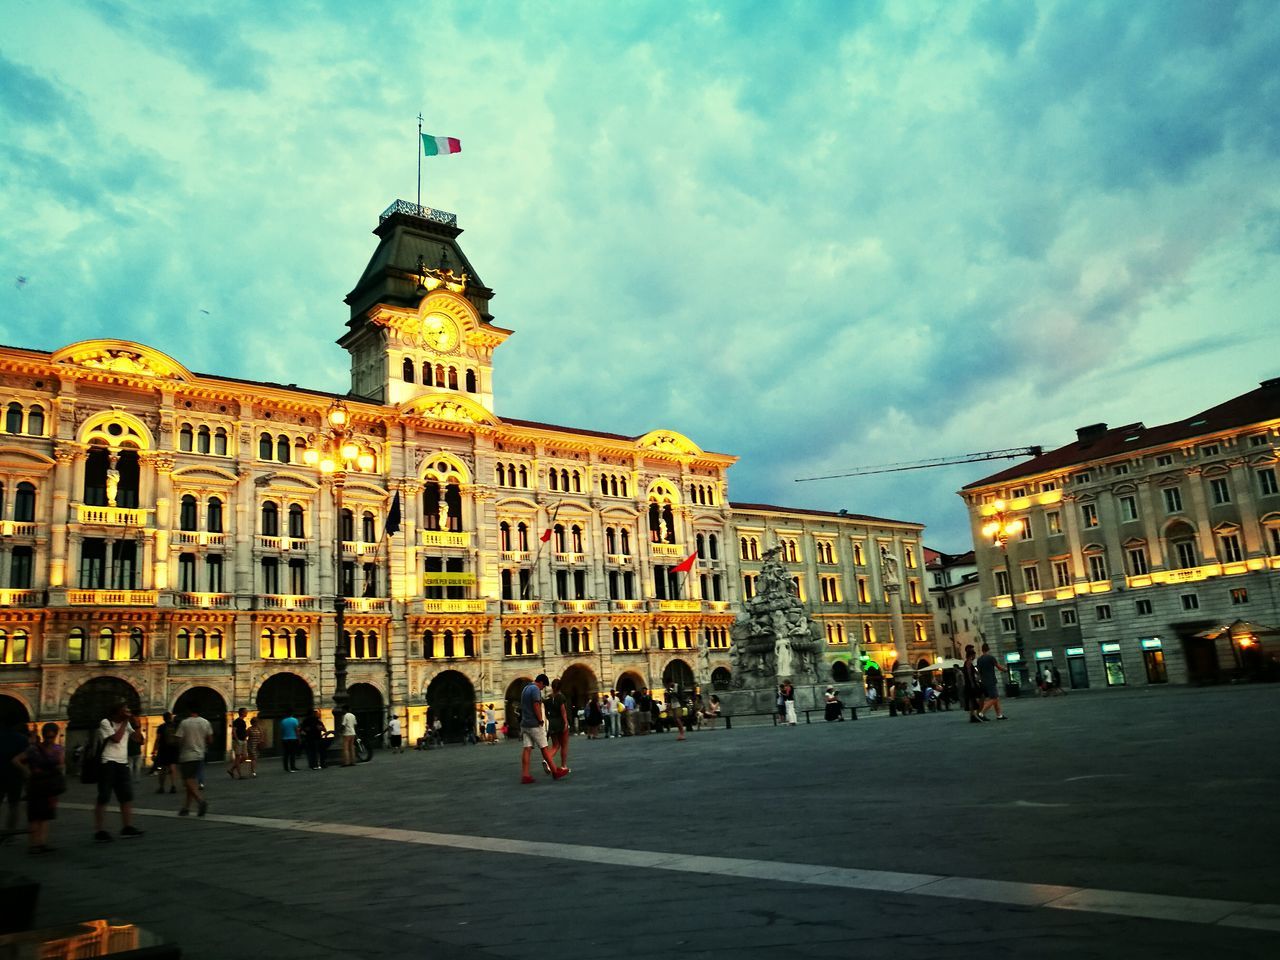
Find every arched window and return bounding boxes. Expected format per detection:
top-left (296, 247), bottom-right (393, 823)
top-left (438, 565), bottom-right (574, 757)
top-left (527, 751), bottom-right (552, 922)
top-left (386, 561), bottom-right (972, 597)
top-left (340, 508), bottom-right (354, 542)
top-left (517, 522), bottom-right (529, 550)
top-left (179, 423), bottom-right (194, 451)
top-left (276, 435), bottom-right (290, 463)
top-left (443, 629), bottom-right (455, 657)
top-left (610, 476), bottom-right (619, 497)
top-left (98, 627), bottom-right (114, 660)
top-left (67, 627), bottom-right (85, 662)
top-left (463, 629), bottom-right (474, 657)
top-left (448, 366), bottom-right (459, 390)
top-left (435, 364), bottom-right (446, 387)
top-left (518, 465), bottom-right (528, 487)
top-left (209, 629), bottom-right (223, 659)
top-left (559, 627), bottom-right (570, 654)
top-left (465, 369), bottom-right (477, 392)
top-left (13, 482), bottom-right (35, 523)
top-left (600, 475), bottom-right (609, 495)
top-left (129, 627), bottom-right (144, 660)
top-left (288, 503), bottom-right (305, 538)
top-left (421, 360), bottom-right (431, 385)
top-left (572, 471), bottom-right (581, 493)
top-left (367, 630), bottom-right (379, 658)
top-left (709, 534), bottom-right (719, 559)
top-left (180, 494), bottom-right (198, 531)
top-left (620, 477), bottom-right (628, 497)
top-left (259, 432), bottom-right (273, 460)
top-left (696, 533), bottom-right (706, 559)
top-left (560, 469), bottom-right (570, 491)
top-left (214, 427), bottom-right (228, 456)
top-left (422, 628), bottom-right (434, 658)
top-left (621, 529), bottom-right (631, 554)
top-left (362, 512), bottom-right (375, 542)
top-left (26, 406), bottom-right (44, 435)
top-left (5, 402), bottom-right (22, 434)
top-left (261, 501), bottom-right (279, 536)
top-left (571, 524), bottom-right (583, 552)
top-left (553, 524), bottom-right (566, 551)
top-left (549, 470), bottom-right (558, 491)
top-left (495, 464), bottom-right (504, 485)
top-left (606, 527), bottom-right (616, 553)
top-left (177, 627), bottom-right (191, 660)
top-left (197, 425), bottom-right (211, 454)
top-left (207, 497), bottom-right (223, 533)
top-left (403, 357), bottom-right (415, 383)
top-left (500, 521), bottom-right (511, 550)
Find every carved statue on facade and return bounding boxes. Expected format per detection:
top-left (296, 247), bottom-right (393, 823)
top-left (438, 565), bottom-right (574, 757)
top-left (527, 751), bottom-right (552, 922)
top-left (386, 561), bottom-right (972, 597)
top-left (879, 545), bottom-right (899, 589)
top-left (437, 500), bottom-right (449, 531)
top-left (105, 458), bottom-right (120, 507)
top-left (727, 545), bottom-right (823, 687)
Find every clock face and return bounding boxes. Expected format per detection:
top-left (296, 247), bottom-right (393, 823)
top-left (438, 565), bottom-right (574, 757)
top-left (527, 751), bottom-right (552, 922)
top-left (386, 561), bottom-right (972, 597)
top-left (421, 314), bottom-right (459, 352)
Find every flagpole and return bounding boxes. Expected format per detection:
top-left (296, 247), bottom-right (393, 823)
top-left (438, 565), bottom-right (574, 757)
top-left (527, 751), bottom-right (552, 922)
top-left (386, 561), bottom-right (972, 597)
top-left (417, 113), bottom-right (423, 210)
top-left (523, 499), bottom-right (564, 600)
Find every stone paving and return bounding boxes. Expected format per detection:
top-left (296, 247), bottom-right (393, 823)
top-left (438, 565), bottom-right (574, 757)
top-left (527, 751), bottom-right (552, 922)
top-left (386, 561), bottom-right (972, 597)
top-left (6, 685), bottom-right (1279, 959)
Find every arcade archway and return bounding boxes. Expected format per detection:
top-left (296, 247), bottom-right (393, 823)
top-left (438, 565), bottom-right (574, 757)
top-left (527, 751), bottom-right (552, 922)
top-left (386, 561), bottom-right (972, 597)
top-left (67, 677), bottom-right (140, 730)
top-left (0, 694), bottom-right (30, 728)
top-left (615, 671), bottom-right (645, 696)
top-left (255, 673), bottom-right (314, 752)
top-left (426, 670), bottom-right (476, 742)
top-left (504, 676), bottom-right (533, 738)
top-left (831, 661), bottom-right (851, 682)
top-left (173, 686), bottom-right (229, 760)
top-left (710, 667), bottom-right (732, 691)
top-left (662, 658), bottom-right (695, 692)
top-left (346, 683), bottom-right (384, 742)
top-left (559, 663), bottom-right (597, 715)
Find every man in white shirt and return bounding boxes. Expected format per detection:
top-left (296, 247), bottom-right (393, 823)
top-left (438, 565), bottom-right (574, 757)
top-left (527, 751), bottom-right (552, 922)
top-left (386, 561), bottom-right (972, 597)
top-left (387, 714), bottom-right (403, 753)
top-left (340, 708), bottom-right (358, 766)
top-left (601, 692), bottom-right (615, 738)
top-left (622, 691), bottom-right (637, 736)
top-left (93, 702), bottom-right (145, 843)
top-left (176, 707), bottom-right (213, 817)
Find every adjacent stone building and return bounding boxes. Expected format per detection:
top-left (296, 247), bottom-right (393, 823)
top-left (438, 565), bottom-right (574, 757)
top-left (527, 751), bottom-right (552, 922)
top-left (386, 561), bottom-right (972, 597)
top-left (0, 201), bottom-right (935, 749)
top-left (960, 380), bottom-right (1280, 690)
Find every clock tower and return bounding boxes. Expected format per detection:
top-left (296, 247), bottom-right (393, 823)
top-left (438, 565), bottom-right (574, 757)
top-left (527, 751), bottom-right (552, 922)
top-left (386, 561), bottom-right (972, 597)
top-left (339, 200), bottom-right (512, 411)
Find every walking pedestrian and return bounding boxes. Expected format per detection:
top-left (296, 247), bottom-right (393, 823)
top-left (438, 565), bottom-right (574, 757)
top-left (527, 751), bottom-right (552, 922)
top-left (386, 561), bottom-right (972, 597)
top-left (483, 705), bottom-right (496, 745)
top-left (152, 711), bottom-right (179, 794)
top-left (93, 703), bottom-right (144, 842)
top-left (519, 674), bottom-right (567, 784)
top-left (962, 645), bottom-right (983, 723)
top-left (245, 717), bottom-right (263, 776)
top-left (866, 685), bottom-right (879, 711)
top-left (14, 722), bottom-right (64, 854)
top-left (664, 684), bottom-right (687, 740)
top-left (602, 691), bottom-right (616, 738)
top-left (388, 713), bottom-right (404, 753)
top-left (622, 689), bottom-right (637, 736)
top-left (546, 679), bottom-right (570, 771)
top-left (176, 707), bottom-right (212, 817)
top-left (228, 708), bottom-right (249, 779)
top-left (781, 681), bottom-right (797, 726)
top-left (584, 693), bottom-right (602, 739)
top-left (301, 709), bottom-right (326, 770)
top-left (976, 643), bottom-right (1008, 721)
top-left (127, 721), bottom-right (143, 782)
top-left (279, 710), bottom-right (301, 772)
top-left (340, 707), bottom-right (358, 767)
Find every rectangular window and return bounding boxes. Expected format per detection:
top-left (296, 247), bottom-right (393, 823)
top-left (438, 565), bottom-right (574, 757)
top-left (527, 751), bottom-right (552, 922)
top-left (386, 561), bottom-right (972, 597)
top-left (1250, 435), bottom-right (1269, 447)
top-left (1096, 604), bottom-right (1112, 621)
top-left (1175, 540), bottom-right (1197, 568)
top-left (1041, 481), bottom-right (1057, 492)
top-left (1119, 496), bottom-right (1138, 521)
top-left (994, 570), bottom-right (1011, 595)
top-left (1022, 565), bottom-right (1040, 592)
top-left (1077, 472), bottom-right (1092, 484)
top-left (1201, 444), bottom-right (1219, 457)
top-left (1219, 533), bottom-right (1243, 563)
top-left (1156, 454), bottom-right (1174, 467)
top-left (1181, 593), bottom-right (1200, 611)
top-left (1258, 468), bottom-right (1278, 496)
top-left (9, 547), bottom-right (33, 589)
top-left (852, 542), bottom-right (865, 565)
top-left (857, 577), bottom-right (868, 603)
top-left (1163, 488), bottom-right (1183, 513)
top-left (1087, 554), bottom-right (1107, 582)
top-left (1231, 587), bottom-right (1249, 605)
top-left (1053, 560), bottom-right (1071, 588)
top-left (1081, 503), bottom-right (1098, 528)
top-left (905, 546), bottom-right (916, 568)
top-left (1270, 526), bottom-right (1280, 555)
top-left (1136, 598), bottom-right (1153, 615)
top-left (288, 559), bottom-right (307, 595)
top-left (1127, 547), bottom-right (1148, 576)
top-left (1019, 518), bottom-right (1033, 540)
top-left (1011, 487), bottom-right (1027, 498)
top-left (1060, 608), bottom-right (1077, 626)
top-left (1000, 616), bottom-right (1015, 633)
top-left (1112, 463), bottom-right (1129, 476)
top-left (1047, 511), bottom-right (1061, 535)
top-left (261, 558), bottom-right (279, 595)
top-left (908, 580), bottom-right (920, 604)
top-left (1029, 612), bottom-right (1046, 630)
top-left (1210, 478), bottom-right (1231, 505)
top-left (206, 555), bottom-right (224, 593)
top-left (424, 557), bottom-right (443, 600)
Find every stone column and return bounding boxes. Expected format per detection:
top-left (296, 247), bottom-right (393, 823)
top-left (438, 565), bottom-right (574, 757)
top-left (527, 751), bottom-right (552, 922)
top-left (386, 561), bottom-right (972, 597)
top-left (1228, 458), bottom-right (1263, 554)
top-left (1136, 479), bottom-right (1166, 569)
top-left (151, 455), bottom-right (174, 592)
top-left (1185, 468), bottom-right (1217, 562)
top-left (49, 445), bottom-right (78, 591)
top-left (233, 469), bottom-right (253, 603)
top-left (882, 553), bottom-right (912, 699)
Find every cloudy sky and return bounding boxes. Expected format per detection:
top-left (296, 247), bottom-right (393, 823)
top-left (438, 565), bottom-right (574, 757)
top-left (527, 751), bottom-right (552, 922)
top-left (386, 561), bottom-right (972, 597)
top-left (3, 1), bottom-right (1278, 549)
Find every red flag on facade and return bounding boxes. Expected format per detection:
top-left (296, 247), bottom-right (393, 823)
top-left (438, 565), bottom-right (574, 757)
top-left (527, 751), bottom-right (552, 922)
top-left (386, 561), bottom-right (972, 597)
top-left (672, 551), bottom-right (698, 574)
top-left (539, 528), bottom-right (552, 543)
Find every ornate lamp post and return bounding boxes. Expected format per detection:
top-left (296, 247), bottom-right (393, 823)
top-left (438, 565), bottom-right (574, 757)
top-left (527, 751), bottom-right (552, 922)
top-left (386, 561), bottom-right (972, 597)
top-left (303, 400), bottom-right (376, 713)
top-left (981, 500), bottom-right (1025, 690)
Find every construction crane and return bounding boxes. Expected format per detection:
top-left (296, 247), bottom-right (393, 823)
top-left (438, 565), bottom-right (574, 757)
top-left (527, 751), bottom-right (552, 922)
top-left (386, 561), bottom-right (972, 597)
top-left (795, 446), bottom-right (1043, 483)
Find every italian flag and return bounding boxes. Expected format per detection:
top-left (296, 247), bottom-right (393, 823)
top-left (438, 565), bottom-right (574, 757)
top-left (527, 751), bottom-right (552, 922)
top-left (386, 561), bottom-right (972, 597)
top-left (422, 134), bottom-right (461, 156)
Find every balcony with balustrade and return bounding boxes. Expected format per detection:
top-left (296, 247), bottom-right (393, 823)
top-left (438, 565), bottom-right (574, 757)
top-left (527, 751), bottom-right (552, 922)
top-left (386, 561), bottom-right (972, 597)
top-left (0, 589), bottom-right (42, 607)
top-left (610, 599), bottom-right (645, 613)
top-left (176, 592), bottom-right (234, 609)
top-left (652, 599), bottom-right (702, 613)
top-left (172, 531), bottom-right (228, 548)
top-left (606, 553), bottom-right (633, 566)
top-left (257, 594), bottom-right (319, 611)
top-left (420, 530), bottom-right (471, 548)
top-left (77, 505), bottom-right (149, 527)
top-left (553, 552), bottom-right (586, 565)
top-left (502, 599), bottom-right (542, 614)
top-left (0, 521), bottom-right (38, 538)
top-left (651, 543), bottom-right (685, 559)
top-left (419, 599), bottom-right (486, 614)
top-left (344, 596), bottom-right (391, 614)
top-left (556, 599), bottom-right (601, 614)
top-left (500, 550), bottom-right (532, 563)
top-left (67, 590), bottom-right (157, 606)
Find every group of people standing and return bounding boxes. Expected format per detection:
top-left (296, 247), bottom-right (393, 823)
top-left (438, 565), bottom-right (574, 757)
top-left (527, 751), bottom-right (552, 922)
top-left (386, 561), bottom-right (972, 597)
top-left (962, 643), bottom-right (1010, 723)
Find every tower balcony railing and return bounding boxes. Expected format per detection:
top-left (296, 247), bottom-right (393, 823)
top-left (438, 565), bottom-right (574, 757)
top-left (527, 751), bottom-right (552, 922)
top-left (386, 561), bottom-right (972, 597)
top-left (380, 199), bottom-right (458, 226)
top-left (256, 536), bottom-right (313, 552)
top-left (0, 521), bottom-right (38, 537)
top-left (606, 553), bottom-right (633, 566)
top-left (77, 505), bottom-right (149, 527)
top-left (0, 589), bottom-right (42, 606)
top-left (502, 599), bottom-right (541, 614)
top-left (342, 540), bottom-right (379, 557)
top-left (651, 543), bottom-right (685, 558)
top-left (553, 552), bottom-right (586, 564)
top-left (500, 549), bottom-right (532, 563)
top-left (177, 592), bottom-right (234, 609)
top-left (68, 589), bottom-right (157, 606)
top-left (420, 530), bottom-right (471, 548)
top-left (173, 531), bottom-right (228, 547)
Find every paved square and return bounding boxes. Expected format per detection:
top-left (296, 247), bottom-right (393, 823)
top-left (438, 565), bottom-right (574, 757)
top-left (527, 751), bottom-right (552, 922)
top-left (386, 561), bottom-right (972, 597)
top-left (12, 686), bottom-right (1280, 958)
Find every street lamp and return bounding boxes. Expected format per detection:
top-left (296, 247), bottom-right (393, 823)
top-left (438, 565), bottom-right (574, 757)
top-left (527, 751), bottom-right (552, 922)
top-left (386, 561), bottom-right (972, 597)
top-left (304, 400), bottom-right (377, 714)
top-left (982, 500), bottom-right (1025, 691)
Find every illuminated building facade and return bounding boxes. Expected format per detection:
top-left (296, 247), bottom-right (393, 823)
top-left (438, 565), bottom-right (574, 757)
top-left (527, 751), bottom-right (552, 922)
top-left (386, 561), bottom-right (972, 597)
top-left (0, 201), bottom-right (935, 747)
top-left (961, 380), bottom-right (1280, 690)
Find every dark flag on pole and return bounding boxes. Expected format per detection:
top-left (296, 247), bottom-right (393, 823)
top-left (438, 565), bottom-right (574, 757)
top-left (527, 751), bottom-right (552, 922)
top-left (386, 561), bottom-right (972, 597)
top-left (384, 491), bottom-right (402, 538)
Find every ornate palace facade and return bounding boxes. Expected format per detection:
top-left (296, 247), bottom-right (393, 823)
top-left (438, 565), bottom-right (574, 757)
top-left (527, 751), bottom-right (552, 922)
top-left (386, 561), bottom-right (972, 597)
top-left (0, 201), bottom-right (935, 748)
